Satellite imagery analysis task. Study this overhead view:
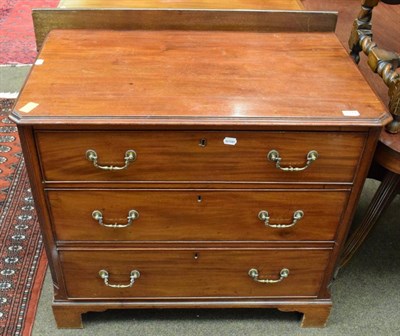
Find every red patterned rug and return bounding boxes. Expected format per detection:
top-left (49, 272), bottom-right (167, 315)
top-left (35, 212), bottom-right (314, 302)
top-left (0, 99), bottom-right (47, 336)
top-left (0, 0), bottom-right (59, 64)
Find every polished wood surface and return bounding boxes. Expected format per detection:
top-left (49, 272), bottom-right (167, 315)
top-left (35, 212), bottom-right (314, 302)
top-left (375, 132), bottom-right (400, 174)
top-left (48, 189), bottom-right (348, 242)
top-left (36, 131), bottom-right (365, 182)
top-left (32, 10), bottom-right (337, 51)
top-left (14, 30), bottom-right (388, 126)
top-left (58, 0), bottom-right (304, 9)
top-left (52, 300), bottom-right (332, 329)
top-left (60, 249), bottom-right (330, 298)
top-left (12, 28), bottom-right (389, 328)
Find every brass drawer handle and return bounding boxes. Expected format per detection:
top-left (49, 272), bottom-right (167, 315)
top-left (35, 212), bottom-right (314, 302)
top-left (99, 269), bottom-right (140, 288)
top-left (248, 268), bottom-right (289, 284)
top-left (267, 149), bottom-right (318, 171)
top-left (92, 209), bottom-right (139, 228)
top-left (258, 210), bottom-right (304, 228)
top-left (86, 149), bottom-right (136, 171)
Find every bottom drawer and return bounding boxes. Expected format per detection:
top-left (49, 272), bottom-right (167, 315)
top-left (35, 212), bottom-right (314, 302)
top-left (60, 249), bottom-right (331, 299)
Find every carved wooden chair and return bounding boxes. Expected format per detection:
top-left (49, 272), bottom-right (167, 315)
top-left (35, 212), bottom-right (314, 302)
top-left (339, 0), bottom-right (400, 268)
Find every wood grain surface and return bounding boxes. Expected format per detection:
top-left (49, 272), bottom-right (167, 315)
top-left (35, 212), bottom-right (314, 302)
top-left (59, 248), bottom-right (330, 298)
top-left (31, 9), bottom-right (337, 51)
top-left (48, 189), bottom-right (348, 242)
top-left (58, 0), bottom-right (304, 10)
top-left (13, 30), bottom-right (389, 126)
top-left (36, 131), bottom-right (366, 183)
top-left (375, 132), bottom-right (400, 174)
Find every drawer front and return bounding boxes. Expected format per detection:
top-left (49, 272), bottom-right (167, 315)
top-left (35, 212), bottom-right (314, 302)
top-left (36, 131), bottom-right (365, 182)
top-left (60, 249), bottom-right (330, 298)
top-left (48, 190), bottom-right (348, 242)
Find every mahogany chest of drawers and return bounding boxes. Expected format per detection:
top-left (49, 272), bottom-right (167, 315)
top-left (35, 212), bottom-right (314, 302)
top-left (11, 26), bottom-right (390, 328)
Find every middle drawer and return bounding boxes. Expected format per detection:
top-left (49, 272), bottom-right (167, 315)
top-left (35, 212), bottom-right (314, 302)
top-left (47, 189), bottom-right (348, 242)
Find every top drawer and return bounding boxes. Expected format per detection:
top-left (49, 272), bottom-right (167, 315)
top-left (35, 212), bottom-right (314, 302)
top-left (36, 131), bottom-right (365, 183)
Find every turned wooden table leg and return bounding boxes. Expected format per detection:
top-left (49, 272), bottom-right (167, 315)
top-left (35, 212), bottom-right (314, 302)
top-left (52, 305), bottom-right (83, 328)
top-left (339, 171), bottom-right (400, 269)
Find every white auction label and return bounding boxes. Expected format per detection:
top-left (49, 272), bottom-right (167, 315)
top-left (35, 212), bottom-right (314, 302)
top-left (19, 102), bottom-right (39, 113)
top-left (223, 137), bottom-right (237, 145)
top-left (342, 110), bottom-right (360, 117)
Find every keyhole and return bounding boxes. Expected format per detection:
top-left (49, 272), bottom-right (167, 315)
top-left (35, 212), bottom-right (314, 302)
top-left (194, 252), bottom-right (199, 260)
top-left (199, 138), bottom-right (207, 147)
top-left (197, 195), bottom-right (202, 203)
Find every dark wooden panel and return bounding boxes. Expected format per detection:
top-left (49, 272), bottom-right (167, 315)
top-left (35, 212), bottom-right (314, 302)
top-left (375, 132), bottom-right (400, 174)
top-left (60, 249), bottom-right (331, 298)
top-left (32, 9), bottom-right (336, 49)
top-left (36, 131), bottom-right (366, 183)
top-left (58, 0), bottom-right (304, 10)
top-left (48, 189), bottom-right (348, 241)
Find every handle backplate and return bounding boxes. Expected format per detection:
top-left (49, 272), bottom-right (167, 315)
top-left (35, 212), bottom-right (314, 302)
top-left (267, 149), bottom-right (318, 171)
top-left (99, 269), bottom-right (140, 288)
top-left (258, 210), bottom-right (304, 228)
top-left (92, 209), bottom-right (139, 228)
top-left (248, 268), bottom-right (289, 284)
top-left (86, 149), bottom-right (136, 171)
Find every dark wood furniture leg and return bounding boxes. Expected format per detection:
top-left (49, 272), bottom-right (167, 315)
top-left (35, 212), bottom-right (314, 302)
top-left (52, 305), bottom-right (84, 329)
top-left (279, 304), bottom-right (332, 327)
top-left (300, 306), bottom-right (332, 328)
top-left (340, 169), bottom-right (400, 268)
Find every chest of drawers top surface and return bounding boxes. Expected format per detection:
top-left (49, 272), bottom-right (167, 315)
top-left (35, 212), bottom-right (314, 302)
top-left (12, 29), bottom-right (389, 127)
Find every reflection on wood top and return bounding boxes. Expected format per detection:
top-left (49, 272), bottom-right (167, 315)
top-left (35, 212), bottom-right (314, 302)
top-left (57, 0), bottom-right (304, 10)
top-left (13, 29), bottom-right (389, 126)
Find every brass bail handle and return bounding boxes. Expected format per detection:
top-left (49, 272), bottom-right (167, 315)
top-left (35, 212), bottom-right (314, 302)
top-left (248, 268), bottom-right (289, 284)
top-left (267, 149), bottom-right (318, 171)
top-left (92, 209), bottom-right (139, 228)
top-left (86, 149), bottom-right (136, 171)
top-left (258, 210), bottom-right (304, 228)
top-left (98, 269), bottom-right (141, 288)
